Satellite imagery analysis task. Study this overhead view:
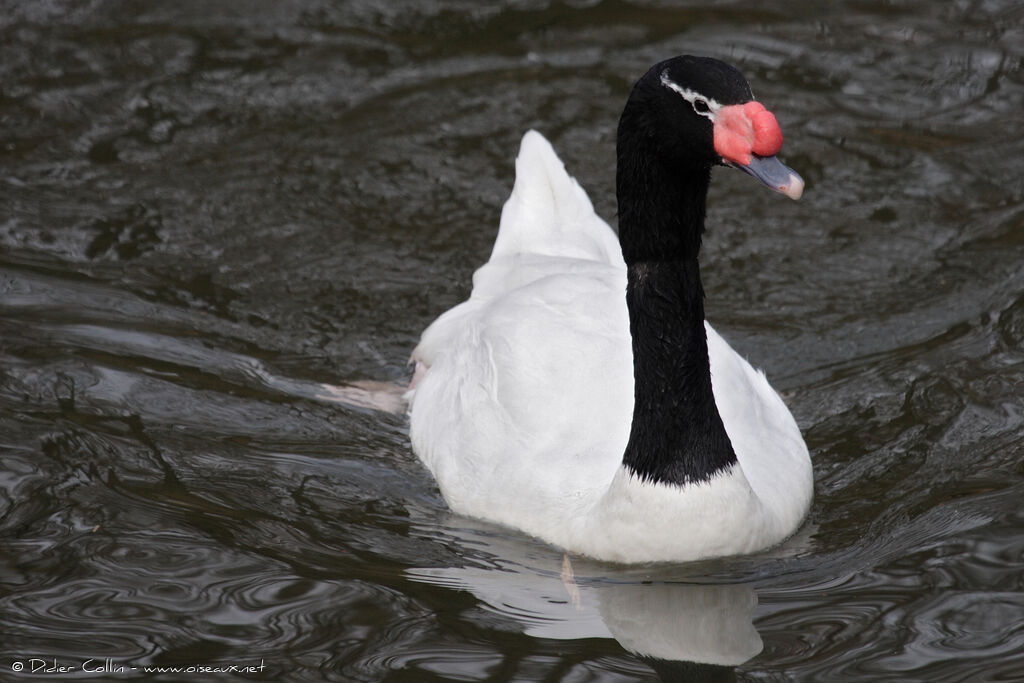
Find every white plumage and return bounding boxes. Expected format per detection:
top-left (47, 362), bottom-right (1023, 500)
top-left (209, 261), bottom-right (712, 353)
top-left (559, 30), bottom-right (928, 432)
top-left (407, 131), bottom-right (812, 563)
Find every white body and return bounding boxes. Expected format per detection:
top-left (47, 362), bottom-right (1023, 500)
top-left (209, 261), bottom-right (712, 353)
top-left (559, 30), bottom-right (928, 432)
top-left (408, 131), bottom-right (812, 563)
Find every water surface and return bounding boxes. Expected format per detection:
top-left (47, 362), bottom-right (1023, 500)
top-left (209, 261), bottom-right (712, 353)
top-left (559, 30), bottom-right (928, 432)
top-left (2, 0), bottom-right (1023, 680)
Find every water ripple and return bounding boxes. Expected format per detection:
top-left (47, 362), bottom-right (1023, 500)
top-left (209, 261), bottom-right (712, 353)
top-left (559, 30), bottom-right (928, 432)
top-left (2, 0), bottom-right (1023, 680)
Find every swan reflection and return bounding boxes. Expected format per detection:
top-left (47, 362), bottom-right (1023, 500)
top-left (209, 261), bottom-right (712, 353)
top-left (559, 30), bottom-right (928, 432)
top-left (407, 528), bottom-right (762, 677)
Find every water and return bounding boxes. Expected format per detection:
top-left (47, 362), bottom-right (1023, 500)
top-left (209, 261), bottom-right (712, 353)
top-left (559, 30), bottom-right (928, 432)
top-left (2, 0), bottom-right (1023, 680)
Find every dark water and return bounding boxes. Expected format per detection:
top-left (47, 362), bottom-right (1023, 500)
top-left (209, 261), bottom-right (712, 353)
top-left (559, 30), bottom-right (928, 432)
top-left (2, 1), bottom-right (1023, 680)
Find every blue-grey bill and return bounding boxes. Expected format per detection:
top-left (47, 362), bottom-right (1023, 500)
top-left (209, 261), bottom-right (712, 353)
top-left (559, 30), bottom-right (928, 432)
top-left (729, 154), bottom-right (804, 200)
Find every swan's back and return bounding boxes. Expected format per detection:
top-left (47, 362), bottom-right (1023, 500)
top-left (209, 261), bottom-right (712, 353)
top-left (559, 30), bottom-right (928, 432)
top-left (408, 131), bottom-right (633, 535)
top-left (489, 130), bottom-right (623, 266)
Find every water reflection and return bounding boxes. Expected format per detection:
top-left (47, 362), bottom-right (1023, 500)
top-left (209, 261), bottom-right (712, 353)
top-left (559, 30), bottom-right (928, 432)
top-left (408, 527), bottom-right (762, 679)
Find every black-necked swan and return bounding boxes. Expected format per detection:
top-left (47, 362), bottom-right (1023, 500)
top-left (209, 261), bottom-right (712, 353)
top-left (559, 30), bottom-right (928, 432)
top-left (406, 55), bottom-right (813, 564)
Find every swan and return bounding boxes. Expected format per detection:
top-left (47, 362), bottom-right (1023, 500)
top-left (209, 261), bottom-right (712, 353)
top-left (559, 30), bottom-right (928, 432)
top-left (406, 55), bottom-right (813, 564)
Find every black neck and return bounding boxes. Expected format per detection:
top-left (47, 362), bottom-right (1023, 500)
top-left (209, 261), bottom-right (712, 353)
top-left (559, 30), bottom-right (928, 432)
top-left (616, 128), bottom-right (737, 486)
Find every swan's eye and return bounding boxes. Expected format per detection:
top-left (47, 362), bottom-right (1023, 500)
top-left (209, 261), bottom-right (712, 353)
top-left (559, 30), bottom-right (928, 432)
top-left (659, 71), bottom-right (719, 119)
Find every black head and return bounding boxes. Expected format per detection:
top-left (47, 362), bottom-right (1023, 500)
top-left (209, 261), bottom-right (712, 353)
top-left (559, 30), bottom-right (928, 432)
top-left (619, 56), bottom-right (755, 169)
top-left (617, 55), bottom-right (803, 211)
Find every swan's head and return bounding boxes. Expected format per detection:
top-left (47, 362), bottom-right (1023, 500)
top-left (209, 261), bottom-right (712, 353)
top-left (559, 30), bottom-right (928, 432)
top-left (623, 55), bottom-right (804, 200)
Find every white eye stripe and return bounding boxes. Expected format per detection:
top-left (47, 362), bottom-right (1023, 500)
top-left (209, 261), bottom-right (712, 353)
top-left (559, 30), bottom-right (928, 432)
top-left (659, 70), bottom-right (722, 121)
